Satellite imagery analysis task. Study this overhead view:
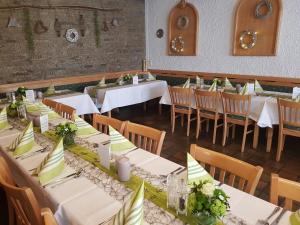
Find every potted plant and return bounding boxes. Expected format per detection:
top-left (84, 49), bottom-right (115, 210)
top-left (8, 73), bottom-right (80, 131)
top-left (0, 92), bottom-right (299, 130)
top-left (16, 86), bottom-right (28, 99)
top-left (189, 180), bottom-right (230, 225)
top-left (7, 100), bottom-right (23, 118)
top-left (55, 122), bottom-right (78, 147)
top-left (123, 74), bottom-right (133, 83)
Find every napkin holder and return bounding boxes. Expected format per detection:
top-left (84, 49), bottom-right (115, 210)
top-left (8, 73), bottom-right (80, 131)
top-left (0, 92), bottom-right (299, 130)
top-left (116, 156), bottom-right (131, 182)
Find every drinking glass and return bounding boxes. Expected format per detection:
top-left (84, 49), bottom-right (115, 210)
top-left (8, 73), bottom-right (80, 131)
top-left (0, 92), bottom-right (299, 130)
top-left (176, 178), bottom-right (189, 216)
top-left (167, 173), bottom-right (178, 209)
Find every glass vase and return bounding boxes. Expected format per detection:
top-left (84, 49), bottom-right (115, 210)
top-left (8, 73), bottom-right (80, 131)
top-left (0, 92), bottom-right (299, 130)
top-left (194, 214), bottom-right (217, 225)
top-left (63, 133), bottom-right (75, 146)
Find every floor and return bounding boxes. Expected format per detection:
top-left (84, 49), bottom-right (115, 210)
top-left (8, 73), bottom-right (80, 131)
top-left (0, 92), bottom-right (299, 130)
top-left (112, 100), bottom-right (300, 208)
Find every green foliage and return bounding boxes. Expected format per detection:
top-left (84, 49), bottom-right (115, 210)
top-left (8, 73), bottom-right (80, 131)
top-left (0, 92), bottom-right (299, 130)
top-left (55, 122), bottom-right (78, 137)
top-left (93, 10), bottom-right (100, 48)
top-left (16, 86), bottom-right (28, 97)
top-left (22, 8), bottom-right (34, 54)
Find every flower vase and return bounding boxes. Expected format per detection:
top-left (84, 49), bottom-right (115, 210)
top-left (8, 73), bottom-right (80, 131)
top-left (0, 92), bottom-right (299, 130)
top-left (195, 214), bottom-right (217, 225)
top-left (63, 133), bottom-right (75, 147)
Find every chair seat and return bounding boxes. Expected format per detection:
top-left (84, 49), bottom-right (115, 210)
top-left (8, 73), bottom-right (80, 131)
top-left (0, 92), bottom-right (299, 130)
top-left (283, 124), bottom-right (300, 131)
top-left (228, 114), bottom-right (246, 121)
top-left (175, 105), bottom-right (190, 110)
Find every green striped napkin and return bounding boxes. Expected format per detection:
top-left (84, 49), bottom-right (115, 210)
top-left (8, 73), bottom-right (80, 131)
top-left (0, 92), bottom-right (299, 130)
top-left (254, 80), bottom-right (264, 93)
top-left (208, 80), bottom-right (217, 92)
top-left (290, 210), bottom-right (300, 225)
top-left (116, 75), bottom-right (125, 85)
top-left (33, 138), bottom-right (65, 185)
top-left (112, 181), bottom-right (144, 225)
top-left (224, 78), bottom-right (233, 89)
top-left (0, 107), bottom-right (11, 131)
top-left (147, 72), bottom-right (156, 81)
top-left (187, 153), bottom-right (213, 186)
top-left (182, 78), bottom-right (190, 88)
top-left (239, 83), bottom-right (249, 95)
top-left (109, 126), bottom-right (136, 153)
top-left (9, 121), bottom-right (36, 156)
top-left (75, 115), bottom-right (99, 137)
top-left (37, 103), bottom-right (60, 120)
top-left (196, 76), bottom-right (201, 87)
top-left (45, 85), bottom-right (56, 95)
top-left (97, 77), bottom-right (106, 87)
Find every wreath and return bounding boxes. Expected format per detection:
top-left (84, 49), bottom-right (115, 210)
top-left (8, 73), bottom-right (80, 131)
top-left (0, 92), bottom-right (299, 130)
top-left (255, 0), bottom-right (273, 20)
top-left (66, 28), bottom-right (79, 43)
top-left (171, 36), bottom-right (184, 53)
top-left (239, 31), bottom-right (258, 50)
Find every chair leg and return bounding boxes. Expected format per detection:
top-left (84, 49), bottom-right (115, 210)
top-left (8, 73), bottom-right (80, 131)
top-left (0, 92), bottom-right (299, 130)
top-left (241, 124), bottom-right (248, 152)
top-left (212, 118), bottom-right (218, 145)
top-left (171, 110), bottom-right (175, 133)
top-left (253, 124), bottom-right (259, 149)
top-left (206, 120), bottom-right (209, 133)
top-left (187, 113), bottom-right (191, 137)
top-left (276, 131), bottom-right (283, 162)
top-left (196, 112), bottom-right (201, 139)
top-left (231, 124), bottom-right (236, 139)
top-left (181, 114), bottom-right (184, 127)
top-left (266, 127), bottom-right (273, 153)
top-left (282, 135), bottom-right (286, 151)
top-left (222, 122), bottom-right (227, 147)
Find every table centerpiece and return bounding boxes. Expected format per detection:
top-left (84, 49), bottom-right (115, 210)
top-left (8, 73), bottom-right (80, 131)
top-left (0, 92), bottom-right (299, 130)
top-left (55, 122), bottom-right (78, 146)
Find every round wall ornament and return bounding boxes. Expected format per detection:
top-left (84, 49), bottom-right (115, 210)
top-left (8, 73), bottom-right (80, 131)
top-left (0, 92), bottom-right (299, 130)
top-left (65, 28), bottom-right (79, 43)
top-left (171, 36), bottom-right (184, 53)
top-left (255, 0), bottom-right (273, 19)
top-left (239, 30), bottom-right (258, 50)
top-left (177, 15), bottom-right (189, 29)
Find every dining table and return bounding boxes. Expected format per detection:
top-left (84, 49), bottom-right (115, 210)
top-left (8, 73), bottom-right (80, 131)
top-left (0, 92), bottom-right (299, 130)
top-left (0, 104), bottom-right (292, 225)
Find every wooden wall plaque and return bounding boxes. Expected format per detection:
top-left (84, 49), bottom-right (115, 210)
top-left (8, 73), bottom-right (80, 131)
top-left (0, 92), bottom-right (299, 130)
top-left (168, 0), bottom-right (198, 56)
top-left (233, 0), bottom-right (282, 56)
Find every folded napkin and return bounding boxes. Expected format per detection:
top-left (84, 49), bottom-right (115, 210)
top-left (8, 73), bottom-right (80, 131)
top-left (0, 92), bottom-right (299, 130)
top-left (196, 76), bottom-right (202, 87)
top-left (112, 182), bottom-right (144, 225)
top-left (208, 79), bottom-right (217, 92)
top-left (116, 75), bottom-right (124, 85)
top-left (187, 153), bottom-right (213, 186)
top-left (9, 121), bottom-right (36, 156)
top-left (254, 80), bottom-right (264, 93)
top-left (239, 83), bottom-right (249, 95)
top-left (75, 115), bottom-right (99, 137)
top-left (182, 78), bottom-right (190, 88)
top-left (97, 77), bottom-right (106, 87)
top-left (147, 72), bottom-right (156, 81)
top-left (45, 85), bottom-right (56, 95)
top-left (38, 103), bottom-right (60, 120)
top-left (33, 138), bottom-right (65, 185)
top-left (224, 78), bottom-right (233, 89)
top-left (109, 126), bottom-right (136, 153)
top-left (0, 107), bottom-right (10, 131)
top-left (295, 95), bottom-right (300, 102)
top-left (290, 209), bottom-right (300, 225)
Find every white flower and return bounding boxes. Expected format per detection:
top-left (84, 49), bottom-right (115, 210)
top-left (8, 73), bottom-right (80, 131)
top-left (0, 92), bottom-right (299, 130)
top-left (201, 182), bottom-right (215, 197)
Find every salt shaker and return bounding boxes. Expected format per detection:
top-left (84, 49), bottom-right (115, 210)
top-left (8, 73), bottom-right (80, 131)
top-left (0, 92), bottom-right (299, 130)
top-left (116, 156), bottom-right (131, 182)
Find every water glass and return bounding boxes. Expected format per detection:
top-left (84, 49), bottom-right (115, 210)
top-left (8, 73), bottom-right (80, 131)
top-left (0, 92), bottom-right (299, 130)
top-left (17, 104), bottom-right (27, 119)
top-left (167, 173), bottom-right (178, 208)
top-left (176, 178), bottom-right (189, 216)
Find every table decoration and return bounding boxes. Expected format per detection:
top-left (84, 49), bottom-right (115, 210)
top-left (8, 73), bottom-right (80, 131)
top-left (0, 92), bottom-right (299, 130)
top-left (189, 180), bottom-right (230, 225)
top-left (33, 138), bottom-right (65, 185)
top-left (97, 144), bottom-right (110, 169)
top-left (239, 83), bottom-right (249, 95)
top-left (7, 100), bottom-right (23, 118)
top-left (74, 115), bottom-right (99, 137)
top-left (97, 77), bottom-right (106, 87)
top-left (116, 156), bottom-right (131, 182)
top-left (55, 122), bottom-right (78, 146)
top-left (116, 75), bottom-right (125, 85)
top-left (45, 84), bottom-right (56, 95)
top-left (0, 107), bottom-right (11, 131)
top-left (147, 72), bottom-right (156, 81)
top-left (109, 126), bottom-right (136, 153)
top-left (183, 78), bottom-right (190, 88)
top-left (9, 121), bottom-right (36, 156)
top-left (223, 78), bottom-right (234, 89)
top-left (208, 79), bottom-right (218, 92)
top-left (112, 181), bottom-right (144, 225)
top-left (176, 178), bottom-right (189, 216)
top-left (290, 209), bottom-right (300, 225)
top-left (254, 80), bottom-right (264, 93)
top-left (16, 86), bottom-right (28, 98)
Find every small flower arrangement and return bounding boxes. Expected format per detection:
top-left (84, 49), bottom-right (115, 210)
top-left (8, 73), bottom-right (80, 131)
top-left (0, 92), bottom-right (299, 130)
top-left (55, 122), bottom-right (78, 146)
top-left (7, 100), bottom-right (23, 117)
top-left (123, 74), bottom-right (133, 82)
top-left (16, 86), bottom-right (28, 98)
top-left (189, 180), bottom-right (230, 225)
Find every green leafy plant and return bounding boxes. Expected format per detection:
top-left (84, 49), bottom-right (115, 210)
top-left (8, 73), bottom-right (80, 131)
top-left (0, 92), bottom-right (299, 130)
top-left (93, 10), bottom-right (100, 48)
top-left (124, 74), bottom-right (133, 82)
top-left (55, 122), bottom-right (78, 146)
top-left (22, 8), bottom-right (34, 54)
top-left (7, 100), bottom-right (23, 117)
top-left (16, 86), bottom-right (28, 98)
top-left (189, 180), bottom-right (230, 223)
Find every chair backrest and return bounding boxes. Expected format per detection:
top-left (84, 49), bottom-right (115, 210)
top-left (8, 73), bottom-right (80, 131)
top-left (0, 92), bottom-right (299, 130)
top-left (190, 144), bottom-right (263, 195)
top-left (124, 122), bottom-right (166, 155)
top-left (270, 173), bottom-right (300, 210)
top-left (277, 98), bottom-right (300, 128)
top-left (57, 103), bottom-right (76, 121)
top-left (42, 99), bottom-right (59, 112)
top-left (0, 157), bottom-right (15, 186)
top-left (42, 208), bottom-right (58, 225)
top-left (194, 89), bottom-right (220, 113)
top-left (92, 114), bottom-right (126, 134)
top-left (168, 86), bottom-right (193, 108)
top-left (221, 92), bottom-right (251, 117)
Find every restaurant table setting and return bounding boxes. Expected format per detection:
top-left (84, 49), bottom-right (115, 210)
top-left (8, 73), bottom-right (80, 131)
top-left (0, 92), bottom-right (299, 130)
top-left (0, 100), bottom-right (294, 225)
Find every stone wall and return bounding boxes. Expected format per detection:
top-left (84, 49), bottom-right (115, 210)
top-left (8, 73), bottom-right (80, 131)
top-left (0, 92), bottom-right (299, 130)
top-left (0, 0), bottom-right (145, 84)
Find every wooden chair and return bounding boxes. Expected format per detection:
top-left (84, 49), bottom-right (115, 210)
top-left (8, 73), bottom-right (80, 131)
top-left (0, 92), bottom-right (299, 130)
top-left (57, 103), bottom-right (76, 121)
top-left (270, 173), bottom-right (300, 210)
top-left (42, 208), bottom-right (58, 225)
top-left (93, 113), bottom-right (126, 134)
top-left (0, 157), bottom-right (58, 225)
top-left (221, 92), bottom-right (257, 152)
top-left (276, 98), bottom-right (300, 161)
top-left (168, 86), bottom-right (196, 136)
top-left (124, 122), bottom-right (166, 155)
top-left (190, 144), bottom-right (263, 195)
top-left (194, 89), bottom-right (223, 144)
top-left (42, 99), bottom-right (59, 112)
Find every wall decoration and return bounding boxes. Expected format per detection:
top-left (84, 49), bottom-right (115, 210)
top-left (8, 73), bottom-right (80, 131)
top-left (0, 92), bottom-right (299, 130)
top-left (79, 14), bottom-right (86, 37)
top-left (93, 10), bottom-right (100, 48)
top-left (54, 18), bottom-right (61, 37)
top-left (168, 0), bottom-right (198, 56)
top-left (34, 20), bottom-right (48, 34)
top-left (65, 28), bottom-right (79, 43)
top-left (156, 29), bottom-right (164, 38)
top-left (233, 0), bottom-right (282, 56)
top-left (22, 8), bottom-right (34, 53)
top-left (7, 13), bottom-right (21, 28)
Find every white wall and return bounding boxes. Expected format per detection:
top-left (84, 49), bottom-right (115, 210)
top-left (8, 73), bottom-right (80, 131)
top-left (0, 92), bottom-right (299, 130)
top-left (145, 0), bottom-right (300, 77)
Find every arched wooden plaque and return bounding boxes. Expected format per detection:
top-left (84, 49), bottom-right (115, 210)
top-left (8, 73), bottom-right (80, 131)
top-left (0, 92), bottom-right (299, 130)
top-left (168, 0), bottom-right (198, 56)
top-left (233, 0), bottom-right (282, 56)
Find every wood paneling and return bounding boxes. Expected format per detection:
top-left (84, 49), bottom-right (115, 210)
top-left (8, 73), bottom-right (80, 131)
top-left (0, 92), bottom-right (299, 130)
top-left (149, 69), bottom-right (300, 88)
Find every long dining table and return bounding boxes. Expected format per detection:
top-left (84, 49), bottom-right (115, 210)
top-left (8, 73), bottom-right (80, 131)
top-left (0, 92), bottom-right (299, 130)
top-left (0, 105), bottom-right (292, 225)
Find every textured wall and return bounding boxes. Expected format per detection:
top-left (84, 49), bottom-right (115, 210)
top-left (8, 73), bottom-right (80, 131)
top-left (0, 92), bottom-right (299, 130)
top-left (0, 0), bottom-right (145, 84)
top-left (145, 0), bottom-right (300, 77)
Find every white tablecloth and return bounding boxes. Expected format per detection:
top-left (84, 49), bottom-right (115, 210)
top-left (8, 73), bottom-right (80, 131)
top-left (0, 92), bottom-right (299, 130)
top-left (84, 80), bottom-right (168, 113)
top-left (46, 92), bottom-right (99, 115)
